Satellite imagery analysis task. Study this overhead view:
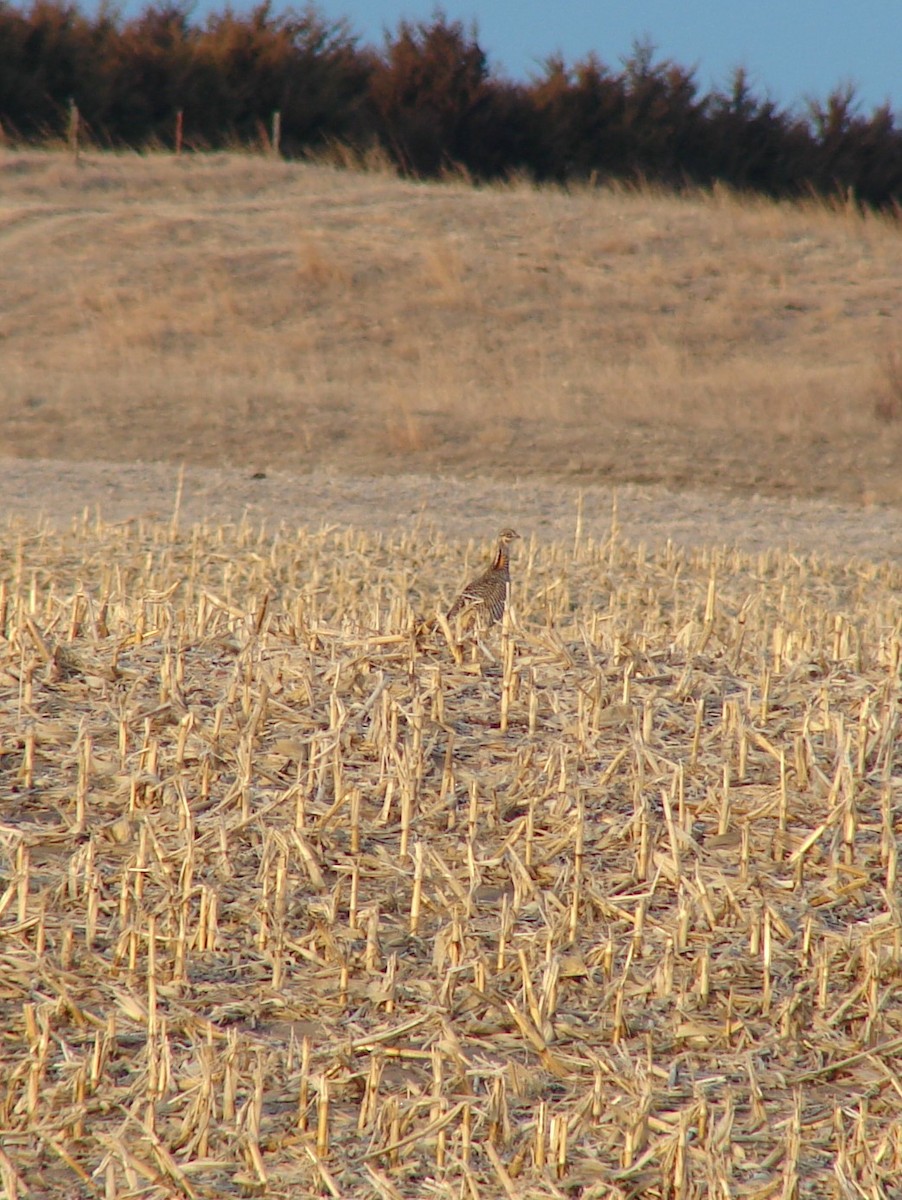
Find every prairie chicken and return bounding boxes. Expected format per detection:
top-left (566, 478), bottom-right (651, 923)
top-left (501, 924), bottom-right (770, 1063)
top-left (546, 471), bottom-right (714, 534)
top-left (447, 527), bottom-right (521, 631)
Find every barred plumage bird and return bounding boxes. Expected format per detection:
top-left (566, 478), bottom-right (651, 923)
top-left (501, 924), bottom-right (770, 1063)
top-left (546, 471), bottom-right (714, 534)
top-left (447, 528), bottom-right (521, 630)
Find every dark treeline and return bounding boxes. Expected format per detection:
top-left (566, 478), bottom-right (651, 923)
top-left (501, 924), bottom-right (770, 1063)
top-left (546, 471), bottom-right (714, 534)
top-left (2, 0), bottom-right (901, 207)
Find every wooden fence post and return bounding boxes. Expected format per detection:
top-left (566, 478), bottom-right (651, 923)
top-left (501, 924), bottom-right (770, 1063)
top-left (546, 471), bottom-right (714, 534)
top-left (68, 99), bottom-right (79, 162)
top-left (175, 109), bottom-right (183, 156)
top-left (271, 110), bottom-right (281, 157)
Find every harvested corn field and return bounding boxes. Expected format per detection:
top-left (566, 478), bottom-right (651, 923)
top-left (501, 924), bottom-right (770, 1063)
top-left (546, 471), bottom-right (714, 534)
top-left (1, 512), bottom-right (902, 1199)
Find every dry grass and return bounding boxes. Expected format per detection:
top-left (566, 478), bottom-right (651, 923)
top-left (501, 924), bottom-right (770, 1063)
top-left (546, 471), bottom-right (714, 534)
top-left (2, 511), bottom-right (902, 1197)
top-left (2, 150), bottom-right (902, 503)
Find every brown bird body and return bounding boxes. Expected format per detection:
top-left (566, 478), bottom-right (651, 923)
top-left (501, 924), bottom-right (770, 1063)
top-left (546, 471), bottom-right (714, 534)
top-left (447, 528), bottom-right (521, 630)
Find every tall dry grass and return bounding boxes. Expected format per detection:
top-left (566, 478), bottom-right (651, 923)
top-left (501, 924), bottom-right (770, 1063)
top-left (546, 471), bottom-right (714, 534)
top-left (1, 512), bottom-right (902, 1195)
top-left (2, 150), bottom-right (902, 503)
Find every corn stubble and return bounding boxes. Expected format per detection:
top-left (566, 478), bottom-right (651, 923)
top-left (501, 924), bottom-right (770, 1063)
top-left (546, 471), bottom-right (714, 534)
top-left (1, 513), bottom-right (901, 1198)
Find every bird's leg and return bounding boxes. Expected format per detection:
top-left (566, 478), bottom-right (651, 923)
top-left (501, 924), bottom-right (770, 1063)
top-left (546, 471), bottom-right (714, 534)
top-left (474, 635), bottom-right (497, 664)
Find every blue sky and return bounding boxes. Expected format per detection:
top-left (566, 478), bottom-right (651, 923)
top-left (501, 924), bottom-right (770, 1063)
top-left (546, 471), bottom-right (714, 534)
top-left (292, 1), bottom-right (901, 116)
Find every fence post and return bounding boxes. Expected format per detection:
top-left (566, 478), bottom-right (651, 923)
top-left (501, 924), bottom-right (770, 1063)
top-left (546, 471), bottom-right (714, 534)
top-left (68, 99), bottom-right (79, 163)
top-left (175, 109), bottom-right (183, 156)
top-left (271, 110), bottom-right (281, 157)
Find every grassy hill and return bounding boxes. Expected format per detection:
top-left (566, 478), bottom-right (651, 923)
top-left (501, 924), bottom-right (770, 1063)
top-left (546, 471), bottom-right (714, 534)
top-left (2, 150), bottom-right (901, 505)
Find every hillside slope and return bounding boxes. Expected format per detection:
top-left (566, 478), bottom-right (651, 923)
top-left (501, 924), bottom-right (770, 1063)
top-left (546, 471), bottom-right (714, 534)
top-left (2, 151), bottom-right (901, 505)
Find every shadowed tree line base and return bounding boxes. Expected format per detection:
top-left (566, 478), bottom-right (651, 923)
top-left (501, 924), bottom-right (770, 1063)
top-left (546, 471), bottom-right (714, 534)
top-left (1, 2), bottom-right (901, 206)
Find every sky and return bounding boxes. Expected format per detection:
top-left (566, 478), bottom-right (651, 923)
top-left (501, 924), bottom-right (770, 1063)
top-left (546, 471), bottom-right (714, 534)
top-left (276, 0), bottom-right (902, 117)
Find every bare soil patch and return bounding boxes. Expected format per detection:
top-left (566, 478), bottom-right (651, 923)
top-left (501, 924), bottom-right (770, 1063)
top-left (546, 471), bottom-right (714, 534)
top-left (4, 456), bottom-right (902, 567)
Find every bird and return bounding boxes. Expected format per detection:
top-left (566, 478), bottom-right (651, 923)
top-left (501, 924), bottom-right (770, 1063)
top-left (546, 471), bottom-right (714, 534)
top-left (446, 528), bottom-right (521, 631)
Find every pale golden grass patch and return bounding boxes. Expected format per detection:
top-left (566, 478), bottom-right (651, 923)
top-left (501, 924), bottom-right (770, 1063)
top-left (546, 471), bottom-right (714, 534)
top-left (2, 150), bottom-right (902, 499)
top-left (2, 513), bottom-right (902, 1196)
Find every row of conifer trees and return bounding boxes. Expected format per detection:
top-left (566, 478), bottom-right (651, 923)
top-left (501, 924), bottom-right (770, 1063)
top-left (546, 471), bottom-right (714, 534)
top-left (2, 1), bottom-right (901, 207)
